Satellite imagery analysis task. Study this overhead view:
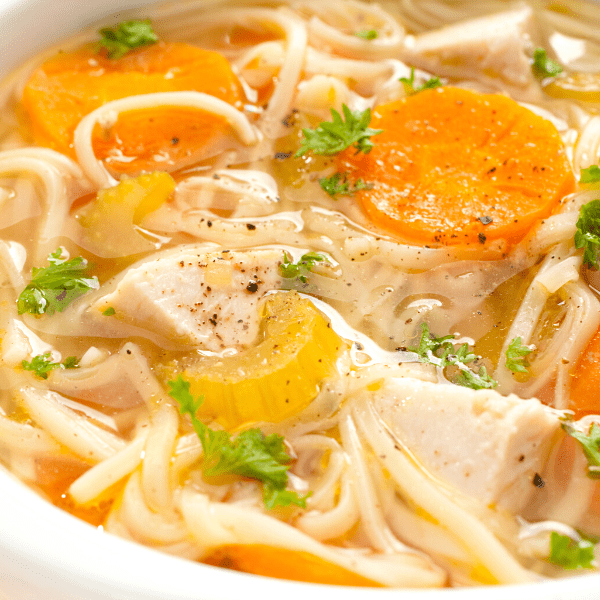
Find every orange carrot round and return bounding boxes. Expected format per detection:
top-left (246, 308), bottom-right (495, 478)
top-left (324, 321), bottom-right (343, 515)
top-left (91, 106), bottom-right (231, 174)
top-left (204, 544), bottom-right (381, 586)
top-left (570, 328), bottom-right (600, 418)
top-left (337, 87), bottom-right (575, 247)
top-left (22, 42), bottom-right (243, 160)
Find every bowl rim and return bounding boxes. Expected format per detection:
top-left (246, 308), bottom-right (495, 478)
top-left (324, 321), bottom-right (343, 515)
top-left (1, 0), bottom-right (600, 597)
top-left (3, 464), bottom-right (600, 600)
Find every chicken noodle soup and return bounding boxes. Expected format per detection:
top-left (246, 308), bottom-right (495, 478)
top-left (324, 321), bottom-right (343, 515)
top-left (1, 0), bottom-right (600, 588)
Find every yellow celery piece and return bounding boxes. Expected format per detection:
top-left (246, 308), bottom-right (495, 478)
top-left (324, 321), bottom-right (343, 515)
top-left (163, 291), bottom-right (345, 430)
top-left (77, 171), bottom-right (175, 257)
top-left (543, 72), bottom-right (600, 103)
top-left (469, 564), bottom-right (498, 585)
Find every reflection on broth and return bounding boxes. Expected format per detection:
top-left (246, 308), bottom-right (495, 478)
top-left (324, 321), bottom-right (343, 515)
top-left (1, 0), bottom-right (600, 588)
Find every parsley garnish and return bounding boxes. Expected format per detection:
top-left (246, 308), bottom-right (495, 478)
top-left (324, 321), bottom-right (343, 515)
top-left (62, 356), bottom-right (79, 369)
top-left (409, 323), bottom-right (497, 390)
top-left (167, 376), bottom-right (308, 510)
top-left (505, 336), bottom-right (533, 373)
top-left (319, 173), bottom-right (373, 198)
top-left (548, 531), bottom-right (595, 569)
top-left (355, 30), bottom-right (378, 40)
top-left (103, 307), bottom-right (116, 316)
top-left (280, 252), bottom-right (329, 283)
top-left (453, 365), bottom-right (497, 390)
top-left (399, 67), bottom-right (443, 95)
top-left (563, 422), bottom-right (600, 479)
top-left (575, 199), bottom-right (600, 269)
top-left (410, 323), bottom-right (455, 360)
top-left (98, 19), bottom-right (158, 60)
top-left (17, 249), bottom-right (99, 316)
top-left (532, 48), bottom-right (563, 78)
top-left (295, 105), bottom-right (383, 158)
top-left (22, 352), bottom-right (79, 380)
top-left (581, 165), bottom-right (600, 184)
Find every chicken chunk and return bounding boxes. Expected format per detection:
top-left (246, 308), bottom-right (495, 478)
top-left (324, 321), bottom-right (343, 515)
top-left (402, 6), bottom-right (535, 89)
top-left (93, 247), bottom-right (283, 351)
top-left (369, 377), bottom-right (560, 513)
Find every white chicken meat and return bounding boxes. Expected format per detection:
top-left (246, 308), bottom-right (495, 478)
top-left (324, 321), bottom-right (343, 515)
top-left (93, 247), bottom-right (283, 352)
top-left (368, 377), bottom-right (561, 514)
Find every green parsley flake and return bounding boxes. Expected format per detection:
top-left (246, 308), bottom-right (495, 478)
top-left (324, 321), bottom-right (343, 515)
top-left (399, 67), bottom-right (443, 96)
top-left (22, 352), bottom-right (79, 380)
top-left (103, 307), bottom-right (116, 316)
top-left (580, 165), bottom-right (600, 185)
top-left (505, 336), bottom-right (533, 373)
top-left (563, 422), bottom-right (600, 479)
top-left (355, 30), bottom-right (378, 40)
top-left (17, 248), bottom-right (99, 316)
top-left (548, 531), bottom-right (595, 569)
top-left (280, 252), bottom-right (329, 284)
top-left (575, 199), bottom-right (600, 269)
top-left (98, 19), bottom-right (158, 60)
top-left (532, 48), bottom-right (563, 79)
top-left (167, 376), bottom-right (308, 510)
top-left (453, 365), bottom-right (497, 391)
top-left (409, 323), bottom-right (497, 390)
top-left (295, 105), bottom-right (383, 158)
top-left (319, 173), bottom-right (373, 198)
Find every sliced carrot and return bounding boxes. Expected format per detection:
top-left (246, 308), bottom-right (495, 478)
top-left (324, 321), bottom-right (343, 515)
top-left (228, 25), bottom-right (280, 46)
top-left (34, 455), bottom-right (114, 527)
top-left (204, 544), bottom-right (381, 587)
top-left (337, 87), bottom-right (575, 247)
top-left (589, 474), bottom-right (600, 519)
top-left (35, 454), bottom-right (90, 494)
top-left (91, 106), bottom-right (231, 174)
top-left (569, 328), bottom-right (600, 418)
top-left (22, 41), bottom-right (243, 159)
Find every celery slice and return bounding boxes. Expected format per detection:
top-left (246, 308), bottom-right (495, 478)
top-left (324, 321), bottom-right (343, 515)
top-left (161, 292), bottom-right (344, 429)
top-left (77, 171), bottom-right (174, 257)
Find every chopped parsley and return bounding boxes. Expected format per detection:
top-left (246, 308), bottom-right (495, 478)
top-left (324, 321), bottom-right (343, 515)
top-left (399, 67), bottom-right (443, 95)
top-left (103, 307), bottom-right (116, 316)
top-left (410, 324), bottom-right (455, 359)
top-left (532, 47), bottom-right (563, 78)
top-left (22, 352), bottom-right (79, 380)
top-left (563, 422), bottom-right (600, 479)
top-left (167, 376), bottom-right (308, 510)
top-left (319, 173), bottom-right (373, 198)
top-left (575, 199), bottom-right (600, 269)
top-left (98, 19), bottom-right (158, 60)
top-left (409, 323), bottom-right (497, 390)
top-left (505, 336), bottom-right (533, 373)
top-left (280, 251), bottom-right (329, 284)
top-left (580, 165), bottom-right (600, 184)
top-left (453, 365), bottom-right (497, 390)
top-left (17, 249), bottom-right (99, 316)
top-left (548, 531), bottom-right (595, 569)
top-left (62, 356), bottom-right (79, 369)
top-left (295, 105), bottom-right (383, 158)
top-left (354, 29), bottom-right (378, 40)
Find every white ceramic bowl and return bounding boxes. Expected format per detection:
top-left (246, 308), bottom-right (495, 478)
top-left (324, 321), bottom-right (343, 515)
top-left (1, 1), bottom-right (600, 598)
